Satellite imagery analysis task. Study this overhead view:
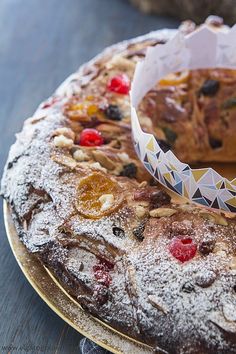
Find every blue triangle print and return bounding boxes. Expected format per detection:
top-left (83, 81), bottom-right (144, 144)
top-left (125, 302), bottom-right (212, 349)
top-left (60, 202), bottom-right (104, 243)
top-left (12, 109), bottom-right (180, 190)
top-left (193, 197), bottom-right (209, 206)
top-left (154, 169), bottom-right (159, 180)
top-left (173, 181), bottom-right (183, 194)
top-left (182, 169), bottom-right (191, 176)
top-left (135, 143), bottom-right (141, 157)
top-left (173, 172), bottom-right (182, 184)
top-left (144, 162), bottom-right (154, 173)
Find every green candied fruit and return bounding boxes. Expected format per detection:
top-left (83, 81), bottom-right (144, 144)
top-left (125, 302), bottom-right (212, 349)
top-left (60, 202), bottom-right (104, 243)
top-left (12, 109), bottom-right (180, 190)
top-left (221, 97), bottom-right (236, 110)
top-left (162, 127), bottom-right (178, 145)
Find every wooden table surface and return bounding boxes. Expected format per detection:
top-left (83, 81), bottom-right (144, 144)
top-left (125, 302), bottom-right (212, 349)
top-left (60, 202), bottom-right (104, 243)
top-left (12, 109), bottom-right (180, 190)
top-left (0, 1), bottom-right (178, 353)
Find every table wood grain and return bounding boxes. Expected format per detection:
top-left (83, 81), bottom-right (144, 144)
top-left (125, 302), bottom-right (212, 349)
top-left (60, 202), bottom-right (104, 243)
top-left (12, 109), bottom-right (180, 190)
top-left (0, 1), bottom-right (179, 353)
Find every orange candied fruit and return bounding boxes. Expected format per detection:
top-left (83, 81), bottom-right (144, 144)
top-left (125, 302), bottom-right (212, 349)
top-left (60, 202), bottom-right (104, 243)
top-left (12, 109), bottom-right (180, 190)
top-left (64, 98), bottom-right (102, 121)
top-left (65, 103), bottom-right (87, 121)
top-left (159, 71), bottom-right (189, 86)
top-left (87, 104), bottom-right (99, 116)
top-left (76, 172), bottom-right (123, 219)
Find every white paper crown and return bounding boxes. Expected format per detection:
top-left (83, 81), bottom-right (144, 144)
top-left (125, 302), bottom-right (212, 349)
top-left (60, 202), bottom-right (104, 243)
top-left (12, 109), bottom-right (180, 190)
top-left (130, 25), bottom-right (236, 213)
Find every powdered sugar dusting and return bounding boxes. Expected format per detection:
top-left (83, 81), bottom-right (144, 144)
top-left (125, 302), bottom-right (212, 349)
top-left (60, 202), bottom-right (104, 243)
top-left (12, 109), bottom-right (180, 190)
top-left (1, 26), bottom-right (236, 354)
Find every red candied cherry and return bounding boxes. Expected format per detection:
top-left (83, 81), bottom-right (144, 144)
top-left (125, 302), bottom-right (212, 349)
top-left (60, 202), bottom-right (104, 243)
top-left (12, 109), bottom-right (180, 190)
top-left (169, 237), bottom-right (197, 263)
top-left (94, 269), bottom-right (112, 287)
top-left (79, 128), bottom-right (104, 147)
top-left (93, 264), bottom-right (105, 273)
top-left (99, 258), bottom-right (114, 271)
top-left (93, 261), bottom-right (113, 273)
top-left (107, 74), bottom-right (130, 94)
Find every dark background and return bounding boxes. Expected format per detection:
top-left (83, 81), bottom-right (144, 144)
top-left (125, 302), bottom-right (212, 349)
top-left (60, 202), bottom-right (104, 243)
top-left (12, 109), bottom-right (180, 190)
top-left (0, 1), bottom-right (178, 353)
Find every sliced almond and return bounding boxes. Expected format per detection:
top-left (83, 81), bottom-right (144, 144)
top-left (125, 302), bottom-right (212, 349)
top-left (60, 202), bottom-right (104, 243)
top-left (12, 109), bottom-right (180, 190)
top-left (178, 203), bottom-right (195, 212)
top-left (51, 153), bottom-right (77, 169)
top-left (53, 127), bottom-right (75, 141)
top-left (92, 150), bottom-right (115, 170)
top-left (150, 208), bottom-right (176, 218)
top-left (105, 55), bottom-right (135, 71)
top-left (148, 295), bottom-right (169, 314)
top-left (139, 181), bottom-right (148, 188)
top-left (213, 242), bottom-right (228, 256)
top-left (200, 211), bottom-right (228, 226)
top-left (159, 70), bottom-right (189, 86)
top-left (90, 162), bottom-right (107, 173)
top-left (139, 115), bottom-right (153, 129)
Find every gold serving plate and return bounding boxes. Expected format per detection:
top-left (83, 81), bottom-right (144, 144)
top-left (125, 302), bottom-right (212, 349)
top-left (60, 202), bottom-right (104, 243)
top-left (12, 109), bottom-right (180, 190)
top-left (3, 201), bottom-right (153, 354)
top-left (3, 163), bottom-right (235, 353)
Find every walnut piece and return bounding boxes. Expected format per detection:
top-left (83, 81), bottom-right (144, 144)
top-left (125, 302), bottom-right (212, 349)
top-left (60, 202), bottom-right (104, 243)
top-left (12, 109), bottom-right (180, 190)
top-left (117, 152), bottom-right (130, 163)
top-left (73, 149), bottom-right (89, 162)
top-left (135, 205), bottom-right (148, 218)
top-left (53, 135), bottom-right (74, 148)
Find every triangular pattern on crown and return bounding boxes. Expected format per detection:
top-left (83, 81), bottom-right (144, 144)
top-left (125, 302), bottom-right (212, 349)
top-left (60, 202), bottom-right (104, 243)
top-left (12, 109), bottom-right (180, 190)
top-left (130, 25), bottom-right (236, 213)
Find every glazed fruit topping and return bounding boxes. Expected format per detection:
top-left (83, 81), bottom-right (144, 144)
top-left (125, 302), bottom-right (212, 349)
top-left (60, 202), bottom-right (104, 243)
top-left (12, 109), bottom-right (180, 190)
top-left (169, 237), bottom-right (197, 263)
top-left (134, 187), bottom-right (171, 209)
top-left (209, 137), bottom-right (222, 150)
top-left (181, 281), bottom-right (195, 293)
top-left (132, 220), bottom-right (146, 241)
top-left (64, 96), bottom-right (108, 122)
top-left (104, 104), bottom-right (123, 121)
top-left (76, 172), bottom-right (123, 219)
top-left (112, 226), bottom-right (125, 238)
top-left (93, 259), bottom-right (114, 288)
top-left (107, 74), bottom-right (130, 94)
top-left (199, 79), bottom-right (220, 96)
top-left (159, 71), bottom-right (189, 86)
top-left (79, 128), bottom-right (104, 147)
top-left (150, 190), bottom-right (171, 209)
top-left (120, 163), bottom-right (137, 178)
top-left (98, 258), bottom-right (114, 271)
top-left (198, 240), bottom-right (215, 255)
top-left (94, 269), bottom-right (111, 287)
top-left (195, 270), bottom-right (216, 288)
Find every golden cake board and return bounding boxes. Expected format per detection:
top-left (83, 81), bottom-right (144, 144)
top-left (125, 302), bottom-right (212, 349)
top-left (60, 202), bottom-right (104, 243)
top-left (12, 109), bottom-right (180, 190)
top-left (3, 201), bottom-right (152, 354)
top-left (3, 163), bottom-right (236, 353)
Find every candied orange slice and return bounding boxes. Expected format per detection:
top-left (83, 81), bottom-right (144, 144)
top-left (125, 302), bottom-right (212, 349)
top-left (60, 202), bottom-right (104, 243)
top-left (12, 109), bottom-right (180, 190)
top-left (76, 172), bottom-right (123, 219)
top-left (159, 71), bottom-right (189, 86)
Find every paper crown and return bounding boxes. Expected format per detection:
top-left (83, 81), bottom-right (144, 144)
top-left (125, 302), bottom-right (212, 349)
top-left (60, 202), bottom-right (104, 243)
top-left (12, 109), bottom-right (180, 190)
top-left (130, 25), bottom-right (236, 213)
